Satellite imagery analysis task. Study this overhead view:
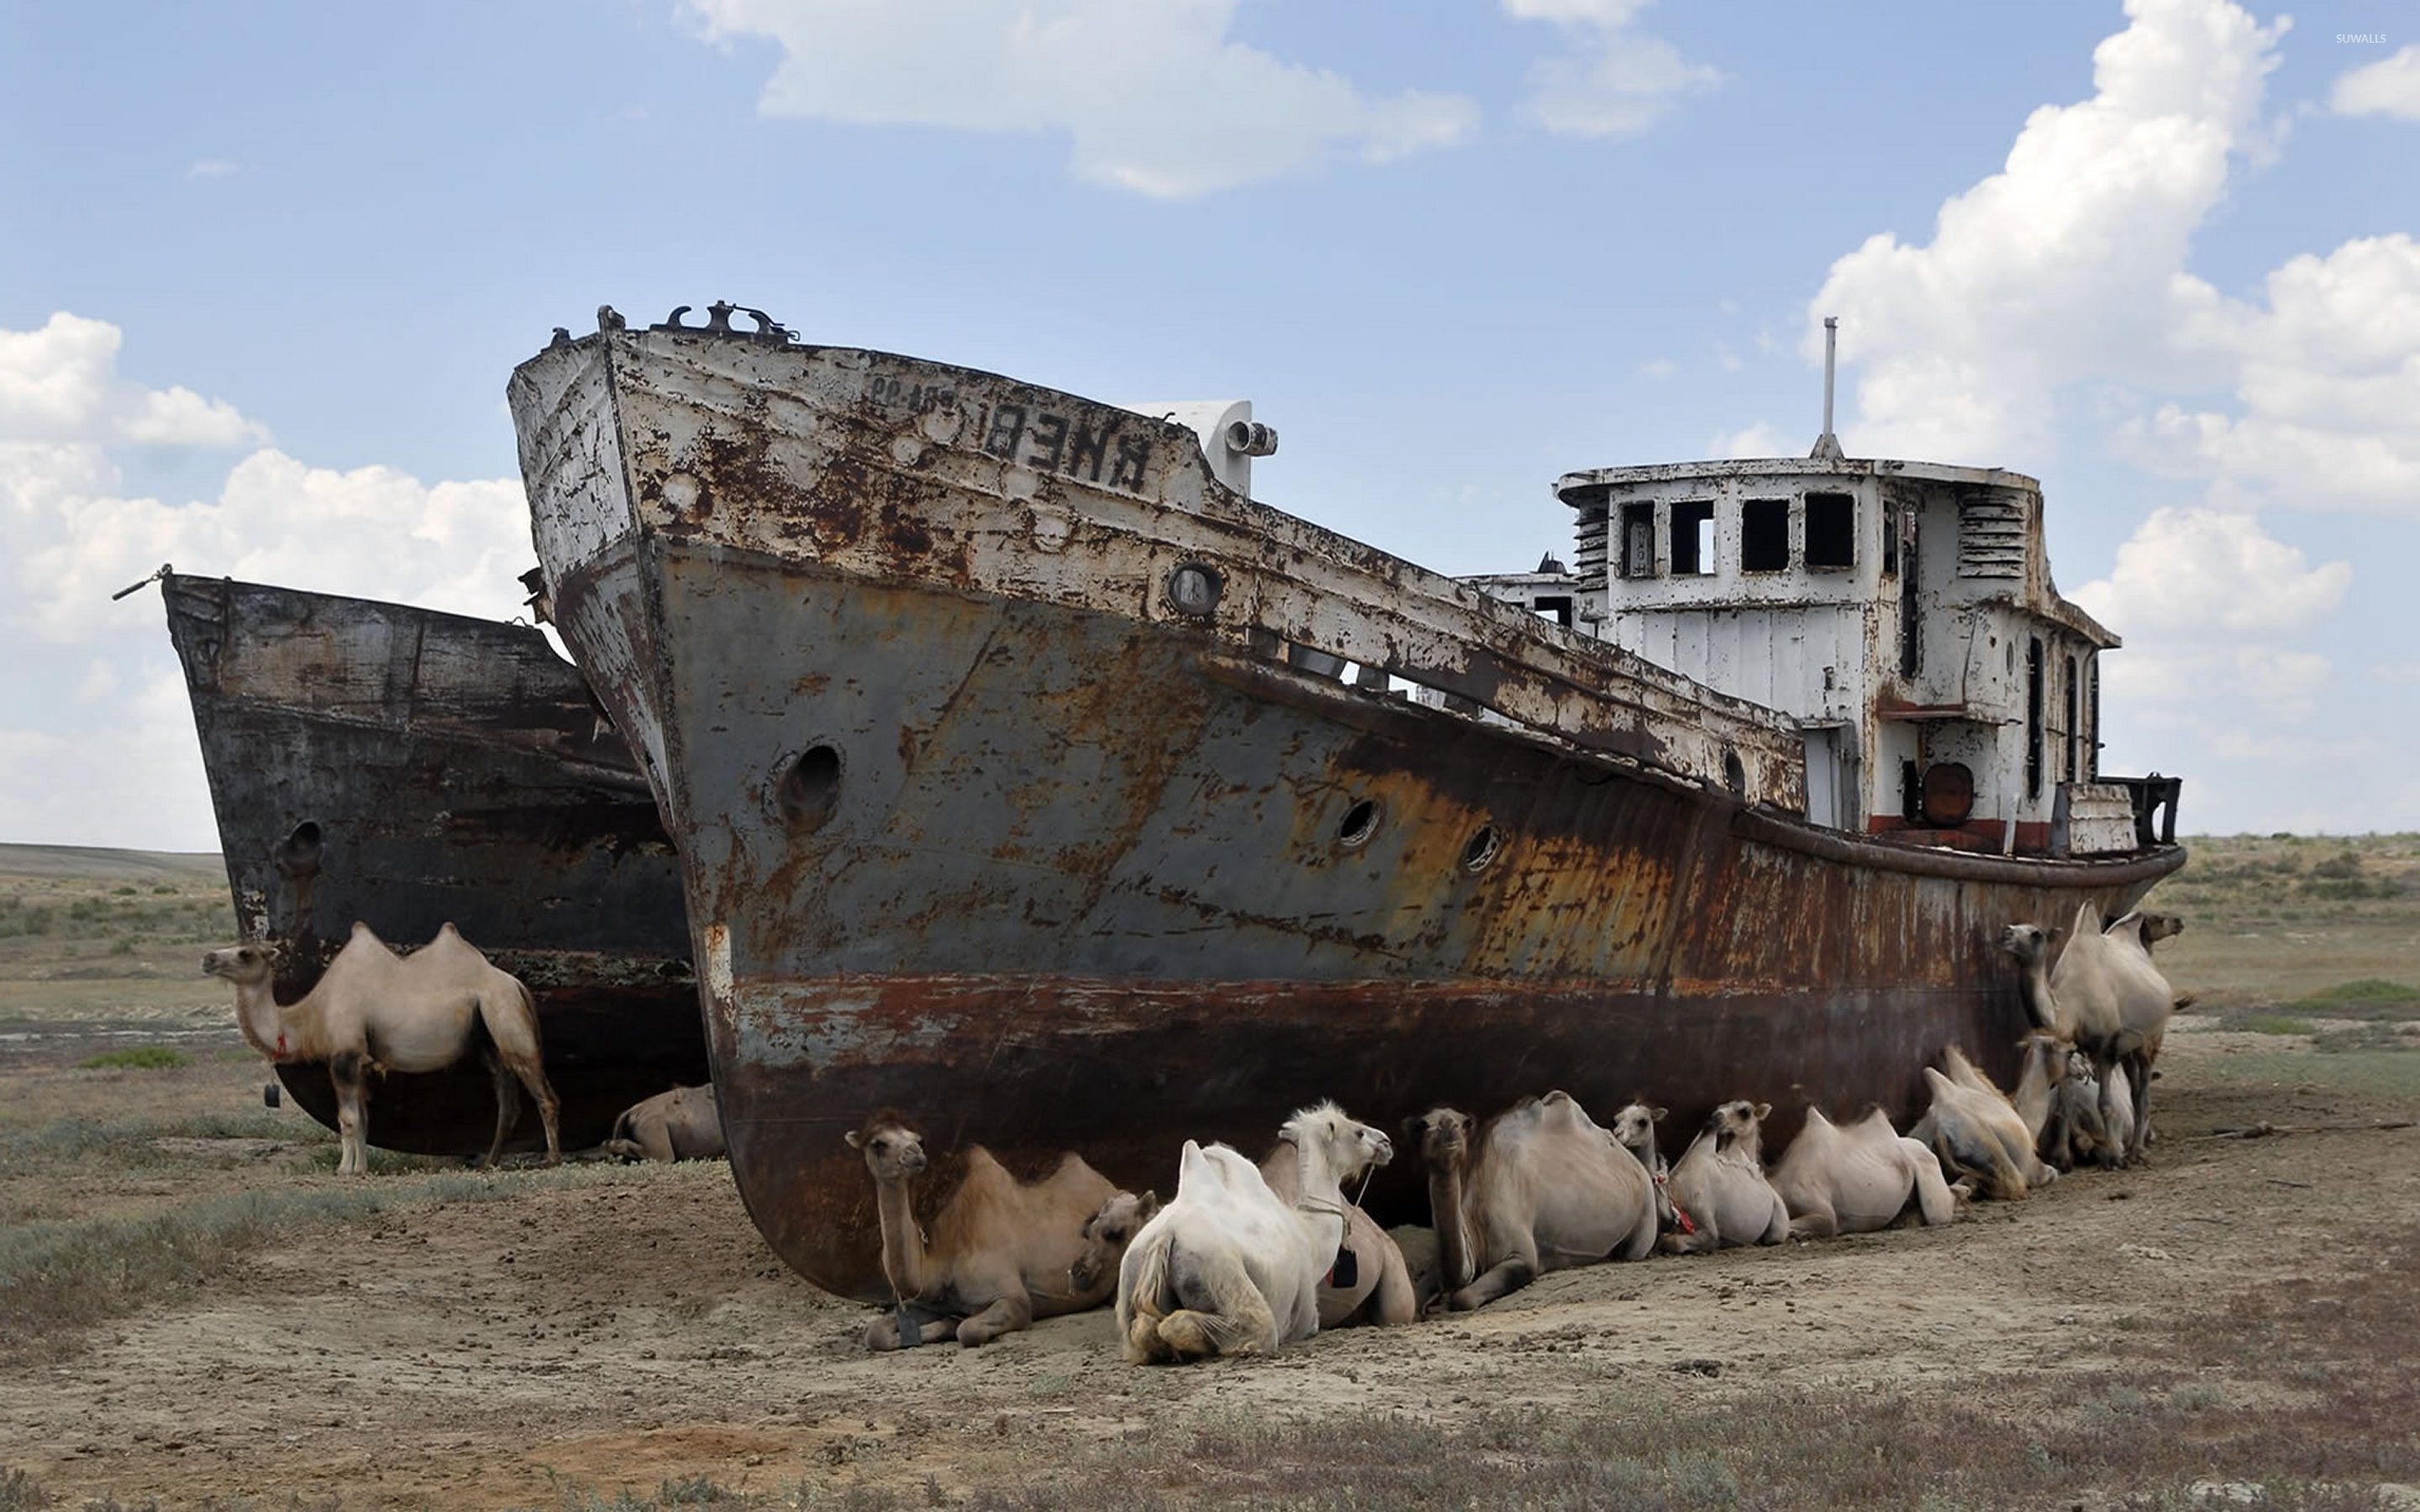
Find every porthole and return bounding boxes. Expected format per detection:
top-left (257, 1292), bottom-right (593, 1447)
top-left (1337, 799), bottom-right (1381, 848)
top-left (276, 821), bottom-right (324, 879)
top-left (776, 744), bottom-right (843, 832)
top-left (1721, 747), bottom-right (1747, 798)
top-left (1166, 562), bottom-right (1223, 617)
top-left (1461, 825), bottom-right (1502, 873)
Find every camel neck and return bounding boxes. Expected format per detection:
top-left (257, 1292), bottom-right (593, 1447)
top-left (2018, 953), bottom-right (2056, 1032)
top-left (871, 1177), bottom-right (926, 1300)
top-left (233, 980), bottom-right (294, 1061)
top-left (1427, 1159), bottom-right (1472, 1292)
top-left (2012, 1049), bottom-right (2054, 1141)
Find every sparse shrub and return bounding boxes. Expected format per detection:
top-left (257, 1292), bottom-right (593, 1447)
top-left (0, 1467), bottom-right (55, 1509)
top-left (2241, 1015), bottom-right (2315, 1037)
top-left (76, 1046), bottom-right (189, 1071)
top-left (110, 885), bottom-right (137, 896)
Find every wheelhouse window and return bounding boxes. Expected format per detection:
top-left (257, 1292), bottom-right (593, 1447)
top-left (2025, 637), bottom-right (2044, 801)
top-left (1806, 492), bottom-right (1855, 570)
top-left (1741, 498), bottom-right (1790, 573)
top-left (2063, 654), bottom-right (2079, 781)
top-left (1670, 500), bottom-right (1715, 576)
top-left (1621, 501), bottom-right (1655, 578)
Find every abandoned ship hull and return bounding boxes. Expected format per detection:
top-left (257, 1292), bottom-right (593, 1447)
top-left (509, 321), bottom-right (2184, 1299)
top-left (163, 572), bottom-right (706, 1152)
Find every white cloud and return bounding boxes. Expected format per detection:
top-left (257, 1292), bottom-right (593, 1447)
top-left (2069, 507), bottom-right (2350, 636)
top-left (185, 158), bottom-right (239, 180)
top-left (683, 0), bottom-right (1478, 198)
top-left (1638, 356), bottom-right (1677, 380)
top-left (0, 312), bottom-right (270, 448)
top-left (1810, 0), bottom-right (2287, 464)
top-left (1505, 0), bottom-right (1720, 139)
top-left (1707, 421), bottom-right (1785, 459)
top-left (2374, 659), bottom-right (2420, 685)
top-left (0, 312), bottom-right (533, 849)
top-left (2329, 42), bottom-right (2420, 118)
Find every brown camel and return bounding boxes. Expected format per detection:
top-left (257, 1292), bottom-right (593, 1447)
top-left (1407, 1090), bottom-right (1657, 1312)
top-left (604, 1084), bottom-right (724, 1163)
top-left (203, 923), bottom-right (560, 1175)
top-left (846, 1111), bottom-right (1124, 1349)
top-left (1257, 1140), bottom-right (1417, 1328)
top-left (1069, 1189), bottom-right (1160, 1296)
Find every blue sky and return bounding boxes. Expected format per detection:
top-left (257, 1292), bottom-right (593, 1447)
top-left (4, 0), bottom-right (2417, 847)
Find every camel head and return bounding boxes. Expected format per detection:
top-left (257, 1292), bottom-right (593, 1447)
top-left (2143, 912), bottom-right (2184, 945)
top-left (1068, 1189), bottom-right (1158, 1293)
top-left (844, 1113), bottom-right (927, 1184)
top-left (201, 941), bottom-right (281, 987)
top-left (1998, 921), bottom-right (2053, 966)
top-left (1277, 1100), bottom-right (1392, 1186)
top-left (1608, 1100), bottom-right (1668, 1163)
top-left (1404, 1107), bottom-right (1476, 1171)
top-left (1705, 1100), bottom-right (1770, 1150)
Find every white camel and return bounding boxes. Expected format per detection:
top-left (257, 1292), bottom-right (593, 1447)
top-left (2008, 906), bottom-right (2180, 1163)
top-left (204, 923), bottom-right (560, 1175)
top-left (1116, 1102), bottom-right (1390, 1363)
top-left (1659, 1100), bottom-right (1790, 1253)
top-left (1770, 1105), bottom-right (1957, 1237)
top-left (1911, 1046), bottom-right (2059, 1200)
top-left (1608, 1100), bottom-right (1678, 1232)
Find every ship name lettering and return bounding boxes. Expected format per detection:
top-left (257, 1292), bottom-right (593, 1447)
top-left (979, 403), bottom-right (1155, 490)
top-left (865, 375), bottom-right (955, 413)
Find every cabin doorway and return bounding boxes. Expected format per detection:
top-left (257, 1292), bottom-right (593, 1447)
top-left (1803, 727), bottom-right (1859, 831)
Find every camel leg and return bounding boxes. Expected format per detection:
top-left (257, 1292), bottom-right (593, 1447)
top-left (2124, 1050), bottom-right (2155, 1163)
top-left (1365, 1243), bottom-right (1418, 1327)
top-left (955, 1288), bottom-right (1034, 1348)
top-left (497, 1050), bottom-right (560, 1166)
top-left (1902, 1142), bottom-right (1956, 1226)
top-left (1787, 1204), bottom-right (1840, 1239)
top-left (481, 1047), bottom-right (517, 1169)
top-left (329, 1054), bottom-right (370, 1178)
top-left (1620, 1198), bottom-right (1661, 1261)
top-left (1449, 1254), bottom-right (1537, 1310)
top-left (1156, 1293), bottom-right (1275, 1360)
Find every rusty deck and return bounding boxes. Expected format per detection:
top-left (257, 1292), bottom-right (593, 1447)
top-left (511, 314), bottom-right (2184, 1299)
top-left (162, 573), bottom-right (707, 1152)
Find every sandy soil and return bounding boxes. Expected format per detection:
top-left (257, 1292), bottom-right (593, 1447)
top-left (4, 1016), bottom-right (2416, 1509)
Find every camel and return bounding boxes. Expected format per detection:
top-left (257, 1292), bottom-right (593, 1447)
top-left (203, 923), bottom-right (560, 1176)
top-left (2008, 906), bottom-right (2180, 1163)
top-left (1608, 1100), bottom-right (1680, 1233)
top-left (1068, 1189), bottom-right (1160, 1296)
top-left (1910, 1046), bottom-right (2058, 1200)
top-left (2097, 1057), bottom-right (2139, 1166)
top-left (1117, 1102), bottom-right (1390, 1363)
top-left (1769, 1105), bottom-right (1957, 1237)
top-left (1407, 1089), bottom-right (1658, 1312)
top-left (1257, 1140), bottom-right (1416, 1329)
top-left (1659, 1100), bottom-right (1790, 1254)
top-left (844, 1112), bottom-right (1125, 1349)
top-left (604, 1084), bottom-right (724, 1163)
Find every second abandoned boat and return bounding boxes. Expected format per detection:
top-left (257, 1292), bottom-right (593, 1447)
top-left (509, 304), bottom-right (2184, 1299)
top-left (161, 571), bottom-right (705, 1151)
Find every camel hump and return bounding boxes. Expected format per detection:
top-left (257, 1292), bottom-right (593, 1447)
top-left (2072, 900), bottom-right (2106, 935)
top-left (1178, 1139), bottom-right (1210, 1185)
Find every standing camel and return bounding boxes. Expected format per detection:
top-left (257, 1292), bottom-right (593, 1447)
top-left (204, 922), bottom-right (560, 1175)
top-left (1407, 1090), bottom-right (1658, 1312)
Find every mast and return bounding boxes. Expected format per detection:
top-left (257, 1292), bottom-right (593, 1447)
top-left (1811, 316), bottom-right (1844, 460)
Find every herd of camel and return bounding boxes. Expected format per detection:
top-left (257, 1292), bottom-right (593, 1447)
top-left (201, 899), bottom-right (2183, 1364)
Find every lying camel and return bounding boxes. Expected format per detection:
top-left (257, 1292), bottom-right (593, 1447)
top-left (1770, 1105), bottom-right (1956, 1236)
top-left (1069, 1189), bottom-right (1160, 1296)
top-left (1408, 1089), bottom-right (1657, 1312)
top-left (1912, 1046), bottom-right (2057, 1200)
top-left (1118, 1101), bottom-right (1390, 1363)
top-left (605, 1084), bottom-right (724, 1163)
top-left (1257, 1138), bottom-right (1416, 1328)
top-left (846, 1112), bottom-right (1125, 1349)
top-left (1608, 1100), bottom-right (1678, 1233)
top-left (204, 923), bottom-right (560, 1175)
top-left (1660, 1100), bottom-right (1789, 1254)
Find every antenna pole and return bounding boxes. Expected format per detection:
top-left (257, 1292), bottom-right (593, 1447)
top-left (1812, 317), bottom-right (1844, 459)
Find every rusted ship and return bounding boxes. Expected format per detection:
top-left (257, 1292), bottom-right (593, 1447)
top-left (160, 571), bottom-right (705, 1151)
top-left (508, 304), bottom-right (2184, 1299)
